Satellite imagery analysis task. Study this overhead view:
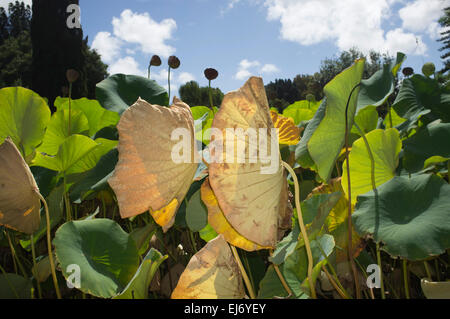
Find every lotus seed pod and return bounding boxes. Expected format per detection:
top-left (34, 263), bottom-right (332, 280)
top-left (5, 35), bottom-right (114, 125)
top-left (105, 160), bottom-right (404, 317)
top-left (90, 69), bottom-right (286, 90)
top-left (66, 69), bottom-right (79, 83)
top-left (402, 67), bottom-right (414, 77)
top-left (204, 68), bottom-right (218, 81)
top-left (168, 56), bottom-right (180, 69)
top-left (150, 55), bottom-right (162, 67)
top-left (306, 93), bottom-right (315, 102)
top-left (422, 63), bottom-right (436, 77)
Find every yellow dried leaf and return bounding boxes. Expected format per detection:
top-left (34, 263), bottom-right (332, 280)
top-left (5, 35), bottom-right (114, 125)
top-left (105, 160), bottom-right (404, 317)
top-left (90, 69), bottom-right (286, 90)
top-left (201, 178), bottom-right (270, 251)
top-left (171, 235), bottom-right (245, 299)
top-left (270, 110), bottom-right (302, 145)
top-left (108, 97), bottom-right (198, 230)
top-left (209, 77), bottom-right (286, 248)
top-left (0, 137), bottom-right (41, 234)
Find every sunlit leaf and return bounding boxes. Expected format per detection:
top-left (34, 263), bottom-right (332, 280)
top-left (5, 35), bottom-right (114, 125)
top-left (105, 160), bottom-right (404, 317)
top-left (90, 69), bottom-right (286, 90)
top-left (0, 87), bottom-right (51, 161)
top-left (0, 138), bottom-right (41, 234)
top-left (270, 110), bottom-right (302, 145)
top-left (108, 97), bottom-right (198, 228)
top-left (208, 77), bottom-right (287, 248)
top-left (342, 128), bottom-right (402, 205)
top-left (171, 235), bottom-right (245, 299)
top-left (307, 59), bottom-right (365, 181)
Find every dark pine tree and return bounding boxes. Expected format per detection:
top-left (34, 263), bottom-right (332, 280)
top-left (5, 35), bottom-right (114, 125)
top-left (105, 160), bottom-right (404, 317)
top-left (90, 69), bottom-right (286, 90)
top-left (438, 6), bottom-right (450, 74)
top-left (31, 0), bottom-right (86, 108)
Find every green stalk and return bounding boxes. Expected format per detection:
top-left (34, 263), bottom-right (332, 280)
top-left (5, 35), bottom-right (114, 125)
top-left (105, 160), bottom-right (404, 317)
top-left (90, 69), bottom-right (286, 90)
top-left (208, 80), bottom-right (214, 110)
top-left (0, 263), bottom-right (19, 298)
top-left (423, 261), bottom-right (432, 279)
top-left (376, 243), bottom-right (386, 299)
top-left (230, 245), bottom-right (256, 299)
top-left (281, 161), bottom-right (316, 299)
top-left (242, 251), bottom-right (255, 295)
top-left (36, 192), bottom-right (62, 299)
top-left (435, 259), bottom-right (441, 281)
top-left (168, 67), bottom-right (171, 102)
top-left (344, 84), bottom-right (362, 299)
top-left (30, 234), bottom-right (42, 299)
top-left (403, 259), bottom-right (410, 299)
top-left (68, 82), bottom-right (72, 136)
top-left (188, 229), bottom-right (198, 253)
top-left (6, 231), bottom-right (27, 278)
top-left (63, 176), bottom-right (72, 221)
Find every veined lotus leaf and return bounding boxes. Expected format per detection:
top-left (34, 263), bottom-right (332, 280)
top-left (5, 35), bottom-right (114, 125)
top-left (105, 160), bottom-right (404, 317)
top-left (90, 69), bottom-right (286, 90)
top-left (353, 174), bottom-right (450, 260)
top-left (53, 218), bottom-right (140, 298)
top-left (0, 137), bottom-right (41, 234)
top-left (37, 109), bottom-right (90, 156)
top-left (283, 100), bottom-right (321, 125)
top-left (0, 87), bottom-right (51, 161)
top-left (54, 97), bottom-right (120, 137)
top-left (421, 279), bottom-right (450, 299)
top-left (342, 128), bottom-right (402, 205)
top-left (115, 248), bottom-right (167, 299)
top-left (311, 178), bottom-right (363, 263)
top-left (403, 122), bottom-right (450, 173)
top-left (200, 178), bottom-right (271, 251)
top-left (171, 235), bottom-right (245, 299)
top-left (308, 59), bottom-right (365, 182)
top-left (208, 76), bottom-right (285, 248)
top-left (108, 97), bottom-right (198, 228)
top-left (270, 110), bottom-right (302, 145)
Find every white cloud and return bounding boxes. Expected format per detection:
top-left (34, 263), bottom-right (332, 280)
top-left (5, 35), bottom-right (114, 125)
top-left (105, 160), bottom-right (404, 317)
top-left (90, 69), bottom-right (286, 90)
top-left (112, 9), bottom-right (177, 58)
top-left (91, 32), bottom-right (122, 64)
top-left (399, 0), bottom-right (450, 39)
top-left (235, 59), bottom-right (279, 80)
top-left (262, 0), bottom-right (434, 56)
top-left (261, 63), bottom-right (280, 73)
top-left (109, 56), bottom-right (146, 77)
top-left (0, 0), bottom-right (32, 9)
top-left (178, 72), bottom-right (196, 84)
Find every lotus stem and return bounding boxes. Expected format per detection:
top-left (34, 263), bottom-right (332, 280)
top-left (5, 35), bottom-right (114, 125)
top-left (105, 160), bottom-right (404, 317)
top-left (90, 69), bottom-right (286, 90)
top-left (68, 82), bottom-right (72, 137)
top-left (208, 80), bottom-right (214, 110)
top-left (403, 259), bottom-right (410, 299)
top-left (281, 161), bottom-right (316, 299)
top-left (376, 243), bottom-right (386, 299)
top-left (230, 244), bottom-right (255, 299)
top-left (344, 83), bottom-right (362, 299)
top-left (270, 249), bottom-right (293, 297)
top-left (322, 265), bottom-right (349, 299)
top-left (30, 234), bottom-right (42, 299)
top-left (6, 230), bottom-right (27, 278)
top-left (423, 261), bottom-right (432, 280)
top-left (37, 192), bottom-right (62, 299)
top-left (168, 67), bottom-right (171, 102)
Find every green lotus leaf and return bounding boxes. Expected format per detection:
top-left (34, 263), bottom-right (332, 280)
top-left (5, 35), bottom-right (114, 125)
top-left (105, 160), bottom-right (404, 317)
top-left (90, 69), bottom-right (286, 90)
top-left (0, 87), bottom-right (51, 161)
top-left (115, 248), bottom-right (167, 299)
top-left (54, 97), bottom-right (120, 137)
top-left (342, 128), bottom-right (402, 204)
top-left (53, 218), bottom-right (140, 298)
top-left (0, 274), bottom-right (32, 299)
top-left (96, 74), bottom-right (169, 115)
top-left (186, 189), bottom-right (208, 232)
top-left (199, 223), bottom-right (219, 242)
top-left (356, 52), bottom-right (405, 113)
top-left (351, 105), bottom-right (379, 136)
top-left (38, 109), bottom-right (89, 155)
top-left (33, 135), bottom-right (117, 176)
top-left (403, 122), bottom-right (450, 173)
top-left (352, 174), bottom-right (450, 260)
top-left (69, 148), bottom-right (118, 202)
top-left (295, 98), bottom-right (327, 170)
top-left (283, 100), bottom-right (320, 125)
top-left (308, 59), bottom-right (365, 181)
top-left (393, 74), bottom-right (450, 123)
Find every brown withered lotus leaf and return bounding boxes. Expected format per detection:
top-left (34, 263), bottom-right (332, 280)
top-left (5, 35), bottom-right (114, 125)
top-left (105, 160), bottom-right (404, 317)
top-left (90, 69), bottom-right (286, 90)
top-left (108, 97), bottom-right (198, 228)
top-left (0, 137), bottom-right (41, 234)
top-left (208, 76), bottom-right (285, 248)
top-left (171, 235), bottom-right (245, 299)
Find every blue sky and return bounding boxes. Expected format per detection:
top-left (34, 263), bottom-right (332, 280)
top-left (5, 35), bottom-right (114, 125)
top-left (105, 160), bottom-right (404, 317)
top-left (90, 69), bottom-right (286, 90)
top-left (3, 0), bottom-right (449, 96)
